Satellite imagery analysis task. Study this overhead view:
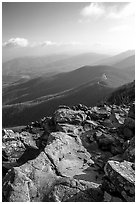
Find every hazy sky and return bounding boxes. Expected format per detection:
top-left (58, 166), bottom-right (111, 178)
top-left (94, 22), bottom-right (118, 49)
top-left (2, 2), bottom-right (135, 60)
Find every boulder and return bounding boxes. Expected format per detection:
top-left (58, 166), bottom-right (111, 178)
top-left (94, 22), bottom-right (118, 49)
top-left (103, 191), bottom-right (112, 202)
top-left (2, 132), bottom-right (26, 163)
top-left (2, 129), bottom-right (15, 138)
top-left (3, 168), bottom-right (33, 202)
top-left (40, 117), bottom-right (56, 133)
top-left (103, 160), bottom-right (135, 201)
top-left (44, 132), bottom-right (94, 177)
top-left (123, 137), bottom-right (135, 162)
top-left (124, 117), bottom-right (135, 130)
top-left (114, 113), bottom-right (125, 125)
top-left (2, 130), bottom-right (40, 166)
top-left (96, 132), bottom-right (115, 151)
top-left (83, 120), bottom-right (98, 131)
top-left (19, 131), bottom-right (39, 149)
top-left (53, 108), bottom-right (87, 124)
top-left (47, 177), bottom-right (104, 202)
top-left (102, 119), bottom-right (115, 128)
top-left (91, 106), bottom-right (110, 119)
top-left (123, 127), bottom-right (134, 140)
top-left (3, 152), bottom-right (58, 202)
top-left (72, 104), bottom-right (88, 112)
top-left (56, 123), bottom-right (83, 136)
top-left (128, 103), bottom-right (135, 119)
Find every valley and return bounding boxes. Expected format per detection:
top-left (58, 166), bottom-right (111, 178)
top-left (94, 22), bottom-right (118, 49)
top-left (2, 50), bottom-right (135, 127)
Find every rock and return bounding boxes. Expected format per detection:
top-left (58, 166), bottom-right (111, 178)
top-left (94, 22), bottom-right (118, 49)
top-left (95, 130), bottom-right (103, 139)
top-left (123, 137), bottom-right (135, 162)
top-left (47, 177), bottom-right (104, 202)
top-left (2, 134), bottom-right (26, 163)
top-left (108, 127), bottom-right (117, 133)
top-left (123, 127), bottom-right (134, 140)
top-left (2, 101), bottom-right (135, 202)
top-left (109, 154), bottom-right (124, 162)
top-left (124, 117), bottom-right (135, 130)
top-left (122, 140), bottom-right (130, 151)
top-left (19, 131), bottom-right (39, 149)
top-left (111, 144), bottom-right (123, 155)
top-left (104, 160), bottom-right (135, 201)
top-left (2, 129), bottom-right (15, 138)
top-left (96, 133), bottom-right (115, 151)
top-left (114, 113), bottom-right (125, 125)
top-left (83, 120), bottom-right (98, 131)
top-left (56, 123), bottom-right (83, 136)
top-left (40, 117), bottom-right (56, 133)
top-left (93, 152), bottom-right (113, 170)
top-left (128, 103), bottom-right (135, 119)
top-left (110, 196), bottom-right (123, 202)
top-left (102, 119), bottom-right (115, 128)
top-left (3, 152), bottom-right (58, 202)
top-left (2, 130), bottom-right (41, 166)
top-left (78, 103), bottom-right (88, 111)
top-left (53, 108), bottom-right (87, 124)
top-left (2, 161), bottom-right (18, 170)
top-left (58, 105), bottom-right (70, 109)
top-left (44, 132), bottom-right (94, 177)
top-left (85, 120), bottom-right (98, 127)
top-left (3, 168), bottom-right (32, 202)
top-left (104, 191), bottom-right (112, 202)
top-left (91, 106), bottom-right (110, 119)
top-left (132, 163), bottom-right (135, 170)
top-left (109, 134), bottom-right (124, 155)
top-left (72, 104), bottom-right (88, 112)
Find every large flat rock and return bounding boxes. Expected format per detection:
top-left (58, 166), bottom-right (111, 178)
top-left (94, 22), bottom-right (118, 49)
top-left (44, 132), bottom-right (94, 177)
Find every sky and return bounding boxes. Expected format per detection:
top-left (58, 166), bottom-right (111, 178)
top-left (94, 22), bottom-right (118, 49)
top-left (2, 2), bottom-right (135, 61)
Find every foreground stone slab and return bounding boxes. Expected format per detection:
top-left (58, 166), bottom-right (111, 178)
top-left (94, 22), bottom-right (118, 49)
top-left (44, 132), bottom-right (94, 177)
top-left (104, 160), bottom-right (135, 201)
top-left (3, 152), bottom-right (58, 202)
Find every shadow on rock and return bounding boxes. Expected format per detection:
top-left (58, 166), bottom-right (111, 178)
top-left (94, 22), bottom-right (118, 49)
top-left (17, 147), bottom-right (41, 166)
top-left (73, 165), bottom-right (103, 184)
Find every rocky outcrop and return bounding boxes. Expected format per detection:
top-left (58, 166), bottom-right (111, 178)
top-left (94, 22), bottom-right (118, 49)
top-left (2, 100), bottom-right (135, 202)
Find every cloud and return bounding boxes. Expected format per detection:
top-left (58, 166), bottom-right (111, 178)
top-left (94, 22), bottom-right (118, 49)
top-left (81, 3), bottom-right (104, 18)
top-left (38, 41), bottom-right (82, 47)
top-left (3, 38), bottom-right (29, 48)
top-left (28, 40), bottom-right (60, 47)
top-left (107, 3), bottom-right (135, 19)
top-left (3, 38), bottom-right (82, 49)
top-left (80, 2), bottom-right (134, 19)
top-left (109, 25), bottom-right (132, 32)
top-left (64, 41), bottom-right (82, 46)
top-left (40, 40), bottom-right (60, 46)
